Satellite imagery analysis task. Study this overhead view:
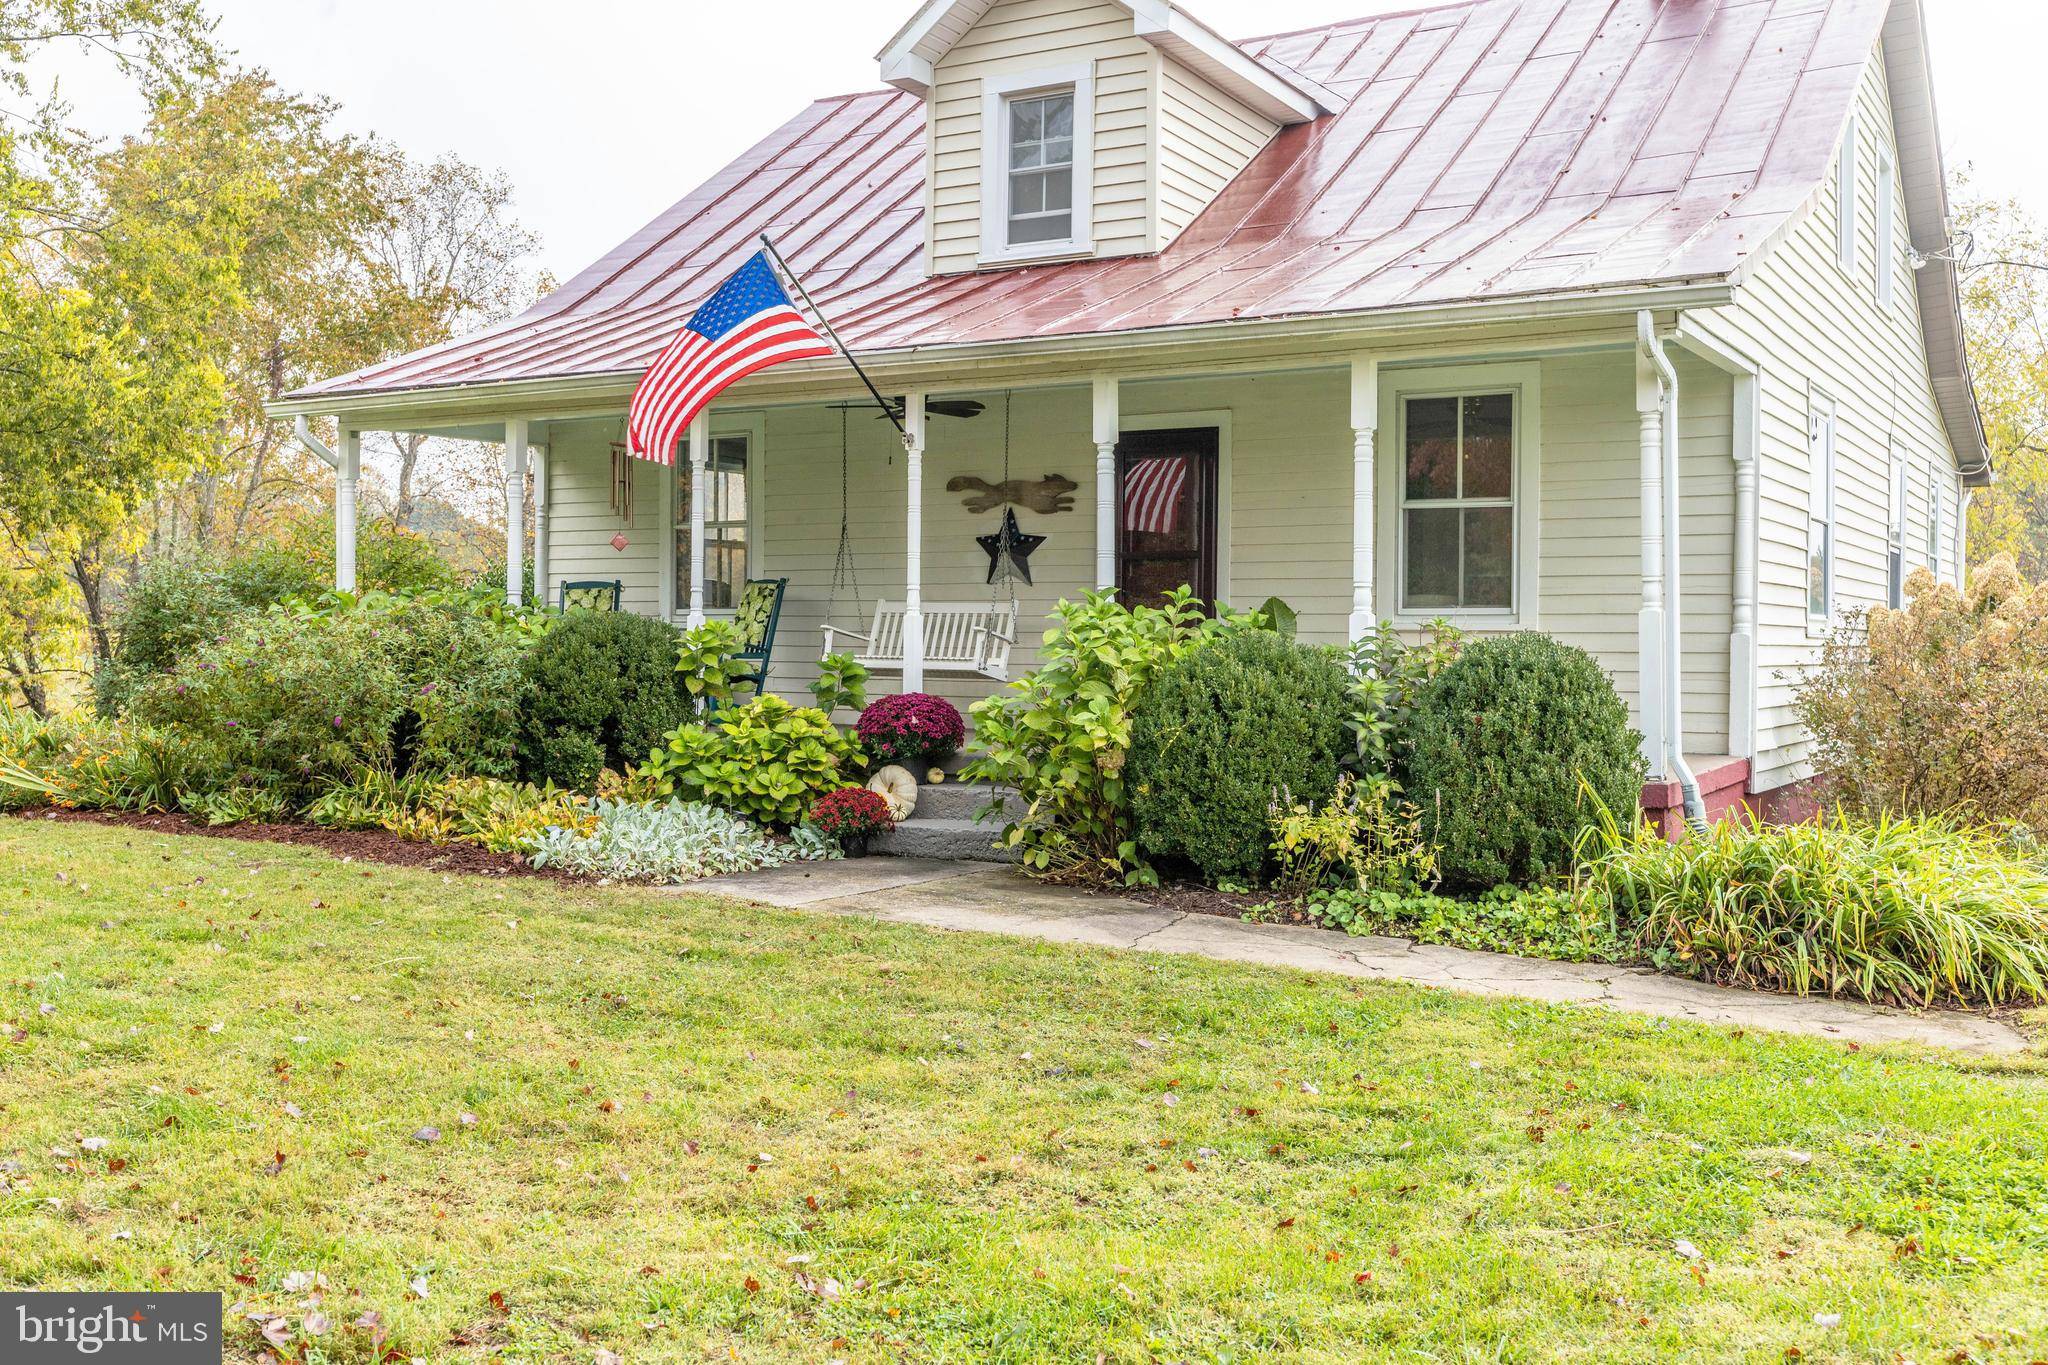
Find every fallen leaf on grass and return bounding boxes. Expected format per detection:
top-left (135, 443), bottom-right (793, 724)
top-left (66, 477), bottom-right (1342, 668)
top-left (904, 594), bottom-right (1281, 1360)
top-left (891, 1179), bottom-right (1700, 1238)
top-left (412, 1127), bottom-right (441, 1144)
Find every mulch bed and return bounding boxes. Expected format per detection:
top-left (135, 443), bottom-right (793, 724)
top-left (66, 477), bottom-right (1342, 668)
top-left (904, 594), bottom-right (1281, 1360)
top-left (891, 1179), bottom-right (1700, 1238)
top-left (16, 807), bottom-right (560, 880)
top-left (1122, 881), bottom-right (1322, 926)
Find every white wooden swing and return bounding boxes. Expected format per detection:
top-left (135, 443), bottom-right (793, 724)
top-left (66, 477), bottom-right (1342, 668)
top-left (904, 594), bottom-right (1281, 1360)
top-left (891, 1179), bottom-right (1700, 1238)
top-left (818, 401), bottom-right (1020, 681)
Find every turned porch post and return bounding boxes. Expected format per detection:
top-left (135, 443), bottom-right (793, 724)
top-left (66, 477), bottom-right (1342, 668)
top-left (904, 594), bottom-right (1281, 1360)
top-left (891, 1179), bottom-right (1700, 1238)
top-left (1348, 356), bottom-right (1378, 643)
top-left (1092, 376), bottom-right (1118, 592)
top-left (902, 390), bottom-right (927, 691)
top-left (687, 414), bottom-right (709, 628)
top-left (335, 427), bottom-right (361, 594)
top-left (503, 419), bottom-right (528, 608)
top-left (1635, 328), bottom-right (1669, 778)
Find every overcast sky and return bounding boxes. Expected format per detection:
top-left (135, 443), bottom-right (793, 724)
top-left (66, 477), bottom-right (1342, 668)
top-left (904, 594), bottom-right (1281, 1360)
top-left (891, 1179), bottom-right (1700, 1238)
top-left (60, 0), bottom-right (2043, 283)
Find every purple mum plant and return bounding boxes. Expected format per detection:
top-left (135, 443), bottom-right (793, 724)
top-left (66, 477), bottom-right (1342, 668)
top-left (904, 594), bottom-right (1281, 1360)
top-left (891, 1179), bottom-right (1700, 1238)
top-left (855, 692), bottom-right (966, 769)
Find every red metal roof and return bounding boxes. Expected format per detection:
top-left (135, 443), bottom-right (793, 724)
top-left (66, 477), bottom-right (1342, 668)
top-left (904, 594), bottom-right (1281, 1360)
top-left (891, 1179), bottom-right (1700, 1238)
top-left (296, 0), bottom-right (1889, 401)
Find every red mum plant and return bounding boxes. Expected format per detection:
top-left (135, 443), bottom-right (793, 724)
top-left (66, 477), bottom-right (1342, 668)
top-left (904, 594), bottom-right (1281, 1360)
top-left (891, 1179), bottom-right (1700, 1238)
top-left (855, 692), bottom-right (966, 768)
top-left (809, 786), bottom-right (896, 842)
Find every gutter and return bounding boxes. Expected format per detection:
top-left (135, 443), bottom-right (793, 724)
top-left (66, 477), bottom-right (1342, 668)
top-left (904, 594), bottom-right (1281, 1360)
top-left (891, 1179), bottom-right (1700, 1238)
top-left (263, 279), bottom-right (1736, 423)
top-left (1637, 312), bottom-right (1707, 831)
top-left (294, 416), bottom-right (338, 469)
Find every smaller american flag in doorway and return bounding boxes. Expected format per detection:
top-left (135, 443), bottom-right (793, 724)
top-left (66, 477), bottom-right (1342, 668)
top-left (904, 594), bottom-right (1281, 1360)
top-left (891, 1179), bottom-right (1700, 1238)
top-left (1123, 456), bottom-right (1189, 534)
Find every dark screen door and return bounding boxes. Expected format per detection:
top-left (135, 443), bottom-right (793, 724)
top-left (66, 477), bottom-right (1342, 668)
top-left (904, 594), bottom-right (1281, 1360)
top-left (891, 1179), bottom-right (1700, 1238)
top-left (1116, 427), bottom-right (1219, 609)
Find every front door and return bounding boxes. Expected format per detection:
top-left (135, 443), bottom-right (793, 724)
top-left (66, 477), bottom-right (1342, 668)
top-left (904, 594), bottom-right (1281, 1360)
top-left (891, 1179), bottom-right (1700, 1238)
top-left (1116, 427), bottom-right (1219, 610)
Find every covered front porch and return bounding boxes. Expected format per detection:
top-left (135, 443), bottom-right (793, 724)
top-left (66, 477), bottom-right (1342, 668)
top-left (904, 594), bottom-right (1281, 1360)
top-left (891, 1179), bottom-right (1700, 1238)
top-left (305, 322), bottom-right (1758, 793)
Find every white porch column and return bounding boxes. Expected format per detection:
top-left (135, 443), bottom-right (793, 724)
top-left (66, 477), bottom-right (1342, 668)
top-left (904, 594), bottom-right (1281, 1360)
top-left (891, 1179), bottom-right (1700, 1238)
top-left (1634, 336), bottom-right (1668, 779)
top-left (902, 391), bottom-right (927, 692)
top-left (532, 442), bottom-right (551, 611)
top-left (335, 427), bottom-right (360, 594)
top-left (503, 418), bottom-right (529, 607)
top-left (1348, 356), bottom-right (1379, 643)
top-left (686, 414), bottom-right (709, 628)
top-left (1729, 373), bottom-right (1759, 759)
top-left (1092, 376), bottom-right (1119, 591)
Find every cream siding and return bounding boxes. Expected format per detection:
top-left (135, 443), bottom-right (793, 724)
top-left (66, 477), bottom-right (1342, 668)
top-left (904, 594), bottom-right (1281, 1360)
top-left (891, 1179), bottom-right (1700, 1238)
top-left (535, 352), bottom-right (1732, 755)
top-left (1156, 59), bottom-right (1279, 246)
top-left (1693, 42), bottom-right (1962, 792)
top-left (538, 418), bottom-right (666, 616)
top-left (922, 0), bottom-right (1280, 274)
top-left (926, 0), bottom-right (1156, 275)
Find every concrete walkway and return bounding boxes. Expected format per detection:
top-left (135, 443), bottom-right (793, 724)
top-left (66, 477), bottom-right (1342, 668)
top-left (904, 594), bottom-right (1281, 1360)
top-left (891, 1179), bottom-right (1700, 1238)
top-left (687, 858), bottom-right (2032, 1056)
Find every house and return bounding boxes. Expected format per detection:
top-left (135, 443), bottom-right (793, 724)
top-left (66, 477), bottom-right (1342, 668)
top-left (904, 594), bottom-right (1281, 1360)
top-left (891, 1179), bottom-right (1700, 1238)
top-left (271, 0), bottom-right (1989, 827)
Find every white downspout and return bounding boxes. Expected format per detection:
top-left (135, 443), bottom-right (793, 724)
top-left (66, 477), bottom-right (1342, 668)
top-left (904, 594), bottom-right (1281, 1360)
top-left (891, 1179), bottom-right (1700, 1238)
top-left (1637, 313), bottom-right (1706, 829)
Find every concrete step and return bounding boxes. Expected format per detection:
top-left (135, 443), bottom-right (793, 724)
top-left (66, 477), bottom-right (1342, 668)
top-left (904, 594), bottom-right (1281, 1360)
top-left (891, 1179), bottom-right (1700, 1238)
top-left (912, 781), bottom-right (1016, 822)
top-left (871, 817), bottom-right (1016, 863)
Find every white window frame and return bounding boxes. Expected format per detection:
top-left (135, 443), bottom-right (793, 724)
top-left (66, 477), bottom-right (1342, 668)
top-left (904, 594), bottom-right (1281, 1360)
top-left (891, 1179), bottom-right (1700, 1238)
top-left (1807, 392), bottom-right (1838, 629)
top-left (667, 411), bottom-right (766, 623)
top-left (1376, 361), bottom-right (1543, 630)
top-left (1875, 142), bottom-right (1897, 308)
top-left (1835, 112), bottom-right (1859, 274)
top-left (979, 64), bottom-right (1094, 267)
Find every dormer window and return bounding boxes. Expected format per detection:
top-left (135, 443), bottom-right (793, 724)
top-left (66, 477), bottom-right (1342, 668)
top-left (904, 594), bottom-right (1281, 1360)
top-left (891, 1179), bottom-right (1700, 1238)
top-left (1006, 92), bottom-right (1074, 247)
top-left (979, 65), bottom-right (1094, 265)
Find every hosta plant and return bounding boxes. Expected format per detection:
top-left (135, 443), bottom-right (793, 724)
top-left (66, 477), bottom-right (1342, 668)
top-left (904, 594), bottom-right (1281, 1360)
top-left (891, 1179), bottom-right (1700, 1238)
top-left (529, 798), bottom-right (837, 883)
top-left (642, 695), bottom-right (864, 826)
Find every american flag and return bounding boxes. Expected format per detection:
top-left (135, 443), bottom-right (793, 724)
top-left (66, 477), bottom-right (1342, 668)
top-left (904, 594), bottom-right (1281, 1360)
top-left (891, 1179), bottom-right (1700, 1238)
top-left (627, 250), bottom-right (833, 464)
top-left (1123, 456), bottom-right (1190, 535)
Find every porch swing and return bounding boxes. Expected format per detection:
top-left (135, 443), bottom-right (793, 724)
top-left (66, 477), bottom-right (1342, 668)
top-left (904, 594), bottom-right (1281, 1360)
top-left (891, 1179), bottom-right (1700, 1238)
top-left (818, 400), bottom-right (1021, 681)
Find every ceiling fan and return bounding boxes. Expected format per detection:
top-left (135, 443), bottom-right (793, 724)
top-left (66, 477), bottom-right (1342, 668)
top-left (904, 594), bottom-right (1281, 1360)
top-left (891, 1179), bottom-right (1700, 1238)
top-left (831, 396), bottom-right (987, 421)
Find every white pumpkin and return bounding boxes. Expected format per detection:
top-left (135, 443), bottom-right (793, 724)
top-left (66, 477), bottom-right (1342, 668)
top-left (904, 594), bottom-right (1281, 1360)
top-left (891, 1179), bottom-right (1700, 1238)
top-left (867, 765), bottom-right (919, 821)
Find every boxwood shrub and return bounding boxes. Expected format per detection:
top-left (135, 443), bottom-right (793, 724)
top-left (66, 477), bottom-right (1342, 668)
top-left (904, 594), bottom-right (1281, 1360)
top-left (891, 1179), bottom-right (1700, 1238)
top-left (1402, 632), bottom-right (1643, 890)
top-left (1126, 629), bottom-right (1352, 883)
top-left (514, 610), bottom-right (690, 789)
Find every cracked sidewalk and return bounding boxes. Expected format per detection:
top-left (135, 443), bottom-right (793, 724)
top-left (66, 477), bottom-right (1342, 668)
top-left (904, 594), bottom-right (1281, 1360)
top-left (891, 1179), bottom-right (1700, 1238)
top-left (684, 859), bottom-right (2031, 1056)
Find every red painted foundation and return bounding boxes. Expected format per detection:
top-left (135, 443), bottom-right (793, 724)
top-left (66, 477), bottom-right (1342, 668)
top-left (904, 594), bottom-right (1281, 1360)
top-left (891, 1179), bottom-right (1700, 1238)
top-left (1639, 757), bottom-right (1753, 840)
top-left (1638, 760), bottom-right (1828, 839)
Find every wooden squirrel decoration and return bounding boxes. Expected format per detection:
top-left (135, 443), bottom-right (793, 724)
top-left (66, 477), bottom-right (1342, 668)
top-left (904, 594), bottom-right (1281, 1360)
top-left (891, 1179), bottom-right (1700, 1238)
top-left (947, 473), bottom-right (1078, 515)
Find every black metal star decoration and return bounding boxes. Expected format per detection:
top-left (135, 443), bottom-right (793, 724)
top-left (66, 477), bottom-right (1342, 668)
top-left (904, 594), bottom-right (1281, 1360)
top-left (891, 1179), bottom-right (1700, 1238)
top-left (977, 507), bottom-right (1046, 586)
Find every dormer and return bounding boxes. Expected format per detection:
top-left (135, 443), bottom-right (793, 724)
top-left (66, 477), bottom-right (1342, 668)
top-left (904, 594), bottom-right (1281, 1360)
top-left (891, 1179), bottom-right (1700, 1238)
top-left (877, 0), bottom-right (1335, 276)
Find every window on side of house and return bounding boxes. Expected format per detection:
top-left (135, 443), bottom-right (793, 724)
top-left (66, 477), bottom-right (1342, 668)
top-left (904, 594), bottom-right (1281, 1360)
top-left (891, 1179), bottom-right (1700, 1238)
top-left (1887, 452), bottom-right (1907, 608)
top-left (1807, 396), bottom-right (1837, 622)
top-left (1005, 90), bottom-right (1075, 249)
top-left (1875, 143), bottom-right (1897, 308)
top-left (1399, 392), bottom-right (1516, 614)
top-left (673, 432), bottom-right (751, 614)
top-left (1836, 113), bottom-right (1859, 273)
top-left (1924, 462), bottom-right (1940, 568)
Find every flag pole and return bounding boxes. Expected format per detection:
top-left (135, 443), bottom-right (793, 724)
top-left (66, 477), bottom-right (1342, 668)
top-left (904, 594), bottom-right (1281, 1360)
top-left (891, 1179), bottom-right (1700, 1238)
top-left (758, 233), bottom-right (907, 438)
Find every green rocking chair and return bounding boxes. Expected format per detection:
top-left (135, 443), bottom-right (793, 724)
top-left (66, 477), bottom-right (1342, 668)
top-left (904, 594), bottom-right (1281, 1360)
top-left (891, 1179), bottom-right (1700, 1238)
top-left (559, 579), bottom-right (623, 611)
top-left (725, 577), bottom-right (788, 702)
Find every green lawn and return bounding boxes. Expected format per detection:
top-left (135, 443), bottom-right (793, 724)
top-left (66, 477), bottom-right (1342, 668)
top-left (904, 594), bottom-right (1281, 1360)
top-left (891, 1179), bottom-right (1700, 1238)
top-left (3, 822), bottom-right (2046, 1364)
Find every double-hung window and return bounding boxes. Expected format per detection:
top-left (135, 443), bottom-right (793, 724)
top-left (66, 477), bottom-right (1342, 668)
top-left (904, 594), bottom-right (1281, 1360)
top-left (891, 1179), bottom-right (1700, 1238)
top-left (674, 431), bottom-right (751, 614)
top-left (1006, 92), bottom-right (1074, 247)
top-left (1807, 396), bottom-right (1838, 622)
top-left (1399, 392), bottom-right (1517, 613)
top-left (1925, 464), bottom-right (1939, 566)
top-left (981, 66), bottom-right (1092, 263)
top-left (1875, 144), bottom-right (1897, 308)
